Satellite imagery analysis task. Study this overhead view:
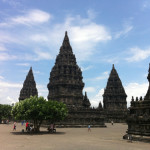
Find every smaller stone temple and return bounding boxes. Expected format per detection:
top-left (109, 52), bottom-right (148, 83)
top-left (19, 67), bottom-right (38, 101)
top-left (103, 64), bottom-right (127, 122)
top-left (125, 64), bottom-right (150, 136)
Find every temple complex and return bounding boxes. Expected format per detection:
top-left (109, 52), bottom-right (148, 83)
top-left (47, 32), bottom-right (106, 127)
top-left (125, 64), bottom-right (150, 136)
top-left (103, 65), bottom-right (127, 122)
top-left (19, 67), bottom-right (38, 101)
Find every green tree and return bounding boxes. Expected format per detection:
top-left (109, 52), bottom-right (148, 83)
top-left (45, 100), bottom-right (68, 123)
top-left (11, 96), bottom-right (68, 132)
top-left (0, 104), bottom-right (12, 123)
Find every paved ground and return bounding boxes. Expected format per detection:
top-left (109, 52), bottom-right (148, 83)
top-left (0, 123), bottom-right (150, 150)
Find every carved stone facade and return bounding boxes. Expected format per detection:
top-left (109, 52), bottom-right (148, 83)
top-left (103, 65), bottom-right (127, 122)
top-left (126, 64), bottom-right (150, 136)
top-left (47, 31), bottom-right (84, 107)
top-left (47, 32), bottom-right (106, 127)
top-left (19, 67), bottom-right (38, 101)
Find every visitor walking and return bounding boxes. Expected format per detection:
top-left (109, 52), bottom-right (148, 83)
top-left (111, 120), bottom-right (113, 125)
top-left (21, 120), bottom-right (24, 126)
top-left (88, 125), bottom-right (91, 132)
top-left (26, 121), bottom-right (29, 131)
top-left (13, 122), bottom-right (16, 131)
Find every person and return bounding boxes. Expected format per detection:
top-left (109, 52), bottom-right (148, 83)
top-left (21, 120), bottom-right (24, 126)
top-left (26, 121), bottom-right (29, 131)
top-left (88, 125), bottom-right (91, 132)
top-left (53, 124), bottom-right (56, 133)
top-left (13, 122), bottom-right (16, 131)
top-left (111, 120), bottom-right (113, 125)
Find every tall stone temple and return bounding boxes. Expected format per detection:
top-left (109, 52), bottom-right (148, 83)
top-left (103, 64), bottom-right (127, 122)
top-left (19, 67), bottom-right (38, 101)
top-left (125, 64), bottom-right (150, 137)
top-left (47, 31), bottom-right (106, 127)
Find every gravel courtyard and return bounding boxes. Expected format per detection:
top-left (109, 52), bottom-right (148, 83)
top-left (0, 123), bottom-right (149, 150)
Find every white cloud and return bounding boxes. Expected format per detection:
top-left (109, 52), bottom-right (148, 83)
top-left (0, 9), bottom-right (51, 27)
top-left (0, 10), bottom-right (111, 62)
top-left (0, 80), bottom-right (21, 104)
top-left (0, 44), bottom-right (7, 51)
top-left (95, 71), bottom-right (109, 80)
top-left (37, 84), bottom-right (48, 99)
top-left (2, 0), bottom-right (22, 8)
top-left (0, 31), bottom-right (19, 44)
top-left (30, 34), bottom-right (49, 42)
top-left (126, 47), bottom-right (150, 62)
top-left (0, 76), bottom-right (4, 80)
top-left (125, 82), bottom-right (148, 107)
top-left (12, 9), bottom-right (51, 25)
top-left (81, 65), bottom-right (93, 71)
top-left (16, 63), bottom-right (30, 67)
top-left (0, 53), bottom-right (17, 61)
top-left (90, 88), bottom-right (104, 107)
top-left (83, 87), bottom-right (96, 93)
top-left (102, 56), bottom-right (119, 64)
top-left (115, 25), bottom-right (133, 39)
top-left (33, 49), bottom-right (53, 61)
top-left (44, 14), bottom-right (112, 61)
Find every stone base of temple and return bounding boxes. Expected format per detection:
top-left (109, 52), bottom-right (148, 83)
top-left (104, 109), bottom-right (128, 123)
top-left (56, 124), bottom-right (106, 128)
top-left (56, 107), bottom-right (106, 128)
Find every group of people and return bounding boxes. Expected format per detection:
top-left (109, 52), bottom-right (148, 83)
top-left (48, 123), bottom-right (56, 133)
top-left (13, 121), bottom-right (114, 132)
top-left (13, 121), bottom-right (33, 132)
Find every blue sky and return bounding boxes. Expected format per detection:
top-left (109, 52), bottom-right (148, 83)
top-left (0, 0), bottom-right (150, 107)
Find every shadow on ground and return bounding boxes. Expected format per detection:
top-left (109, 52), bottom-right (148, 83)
top-left (11, 131), bottom-right (66, 136)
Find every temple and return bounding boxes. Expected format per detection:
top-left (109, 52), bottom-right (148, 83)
top-left (125, 64), bottom-right (150, 136)
top-left (47, 31), bottom-right (106, 127)
top-left (19, 67), bottom-right (38, 101)
top-left (47, 31), bottom-right (84, 106)
top-left (103, 64), bottom-right (127, 122)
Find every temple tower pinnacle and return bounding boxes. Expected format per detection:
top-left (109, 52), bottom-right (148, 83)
top-left (19, 67), bottom-right (38, 101)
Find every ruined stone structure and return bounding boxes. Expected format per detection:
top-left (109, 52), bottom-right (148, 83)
top-left (126, 64), bottom-right (150, 136)
top-left (19, 67), bottom-right (38, 101)
top-left (103, 64), bottom-right (127, 122)
top-left (47, 32), bottom-right (106, 127)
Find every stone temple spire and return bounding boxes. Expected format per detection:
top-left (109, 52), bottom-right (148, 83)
top-left (103, 64), bottom-right (127, 110)
top-left (145, 63), bottom-right (150, 100)
top-left (47, 31), bottom-right (84, 106)
top-left (59, 31), bottom-right (73, 54)
top-left (82, 92), bottom-right (91, 108)
top-left (19, 67), bottom-right (38, 101)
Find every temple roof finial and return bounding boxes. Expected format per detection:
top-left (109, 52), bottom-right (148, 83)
top-left (62, 31), bottom-right (70, 45)
top-left (85, 91), bottom-right (87, 96)
top-left (65, 31), bottom-right (67, 35)
top-left (112, 64), bottom-right (115, 69)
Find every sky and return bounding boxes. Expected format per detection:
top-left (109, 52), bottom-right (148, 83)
top-left (0, 0), bottom-right (150, 107)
